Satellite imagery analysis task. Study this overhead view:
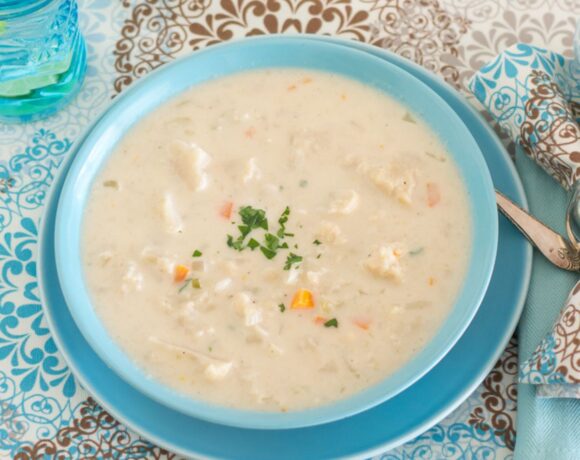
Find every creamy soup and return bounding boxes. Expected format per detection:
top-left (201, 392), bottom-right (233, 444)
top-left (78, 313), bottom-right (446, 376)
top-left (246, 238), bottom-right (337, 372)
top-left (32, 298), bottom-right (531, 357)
top-left (82, 69), bottom-right (471, 412)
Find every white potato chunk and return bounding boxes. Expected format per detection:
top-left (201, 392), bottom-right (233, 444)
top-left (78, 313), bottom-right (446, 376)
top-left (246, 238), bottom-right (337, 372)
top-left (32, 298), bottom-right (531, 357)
top-left (234, 292), bottom-right (263, 326)
top-left (285, 267), bottom-right (301, 285)
top-left (204, 362), bottom-right (233, 381)
top-left (121, 262), bottom-right (143, 293)
top-left (316, 221), bottom-right (346, 245)
top-left (364, 243), bottom-right (405, 281)
top-left (369, 167), bottom-right (416, 205)
top-left (178, 301), bottom-right (197, 326)
top-left (329, 190), bottom-right (359, 215)
top-left (161, 193), bottom-right (184, 234)
top-left (214, 278), bottom-right (232, 292)
top-left (306, 269), bottom-right (327, 285)
top-left (169, 140), bottom-right (210, 191)
top-left (141, 247), bottom-right (175, 274)
top-left (243, 157), bottom-right (262, 183)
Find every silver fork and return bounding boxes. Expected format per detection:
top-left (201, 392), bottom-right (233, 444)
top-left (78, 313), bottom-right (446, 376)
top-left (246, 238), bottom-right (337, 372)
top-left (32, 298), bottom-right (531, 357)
top-left (496, 190), bottom-right (580, 272)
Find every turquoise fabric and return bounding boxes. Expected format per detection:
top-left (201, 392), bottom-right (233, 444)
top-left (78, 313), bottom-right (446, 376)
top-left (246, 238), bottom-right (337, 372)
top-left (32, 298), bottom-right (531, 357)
top-left (514, 149), bottom-right (580, 460)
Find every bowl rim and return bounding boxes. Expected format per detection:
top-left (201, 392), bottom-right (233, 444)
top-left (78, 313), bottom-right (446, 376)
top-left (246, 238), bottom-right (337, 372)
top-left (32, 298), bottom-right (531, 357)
top-left (54, 36), bottom-right (498, 430)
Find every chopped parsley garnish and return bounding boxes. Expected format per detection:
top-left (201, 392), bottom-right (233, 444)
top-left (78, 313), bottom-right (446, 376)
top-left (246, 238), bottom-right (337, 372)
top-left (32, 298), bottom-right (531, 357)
top-left (299, 179), bottom-right (308, 187)
top-left (247, 238), bottom-right (260, 250)
top-left (278, 303), bottom-right (286, 313)
top-left (316, 254), bottom-right (322, 259)
top-left (227, 206), bottom-right (269, 251)
top-left (276, 206), bottom-right (290, 238)
top-left (313, 239), bottom-right (322, 245)
top-left (324, 318), bottom-right (338, 328)
top-left (191, 278), bottom-right (201, 289)
top-left (240, 206), bottom-right (269, 231)
top-left (226, 205), bottom-right (301, 269)
top-left (284, 253), bottom-right (303, 270)
top-left (192, 249), bottom-right (203, 257)
top-left (260, 246), bottom-right (277, 260)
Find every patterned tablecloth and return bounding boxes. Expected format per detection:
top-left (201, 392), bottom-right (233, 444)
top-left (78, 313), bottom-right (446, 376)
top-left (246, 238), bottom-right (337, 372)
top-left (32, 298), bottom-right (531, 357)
top-left (0, 1), bottom-right (576, 458)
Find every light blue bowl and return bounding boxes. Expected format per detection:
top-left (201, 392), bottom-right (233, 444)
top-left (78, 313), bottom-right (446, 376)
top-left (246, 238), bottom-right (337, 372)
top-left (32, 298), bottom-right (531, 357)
top-left (54, 37), bottom-right (498, 430)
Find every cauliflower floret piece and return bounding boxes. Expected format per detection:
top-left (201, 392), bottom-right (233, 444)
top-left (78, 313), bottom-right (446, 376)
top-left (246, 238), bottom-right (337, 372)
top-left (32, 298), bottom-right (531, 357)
top-left (161, 192), bottom-right (184, 234)
top-left (169, 140), bottom-right (210, 191)
top-left (121, 262), bottom-right (144, 293)
top-left (243, 157), bottom-right (262, 183)
top-left (316, 221), bottom-right (346, 245)
top-left (364, 243), bottom-right (405, 281)
top-left (370, 167), bottom-right (416, 205)
top-left (329, 190), bottom-right (359, 215)
top-left (234, 292), bottom-right (263, 326)
top-left (204, 362), bottom-right (233, 381)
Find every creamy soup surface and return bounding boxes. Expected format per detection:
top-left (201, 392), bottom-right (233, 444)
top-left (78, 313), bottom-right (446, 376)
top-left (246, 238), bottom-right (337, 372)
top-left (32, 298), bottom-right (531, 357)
top-left (83, 69), bottom-right (472, 412)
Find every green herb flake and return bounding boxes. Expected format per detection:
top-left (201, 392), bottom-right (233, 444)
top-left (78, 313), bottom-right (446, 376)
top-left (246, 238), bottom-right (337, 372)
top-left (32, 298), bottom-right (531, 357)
top-left (191, 278), bottom-right (201, 289)
top-left (247, 238), bottom-right (260, 250)
top-left (284, 253), bottom-right (303, 270)
top-left (276, 206), bottom-right (291, 238)
top-left (260, 246), bottom-right (277, 260)
top-left (313, 239), bottom-right (322, 246)
top-left (278, 303), bottom-right (286, 313)
top-left (316, 254), bottom-right (322, 259)
top-left (299, 179), bottom-right (308, 188)
top-left (239, 206), bottom-right (269, 231)
top-left (409, 247), bottom-right (424, 256)
top-left (192, 249), bottom-right (203, 257)
top-left (324, 318), bottom-right (338, 328)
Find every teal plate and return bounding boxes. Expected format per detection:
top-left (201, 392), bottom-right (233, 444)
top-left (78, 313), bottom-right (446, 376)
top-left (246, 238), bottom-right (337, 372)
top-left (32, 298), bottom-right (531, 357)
top-left (39, 36), bottom-right (532, 459)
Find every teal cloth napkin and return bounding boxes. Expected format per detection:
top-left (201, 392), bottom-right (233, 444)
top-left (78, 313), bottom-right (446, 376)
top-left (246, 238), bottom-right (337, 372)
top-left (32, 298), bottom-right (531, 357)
top-left (514, 149), bottom-right (580, 459)
top-left (469, 42), bottom-right (580, 458)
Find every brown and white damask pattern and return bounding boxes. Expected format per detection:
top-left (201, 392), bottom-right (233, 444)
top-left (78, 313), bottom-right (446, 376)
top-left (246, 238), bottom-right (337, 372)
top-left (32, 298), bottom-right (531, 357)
top-left (113, 0), bottom-right (472, 93)
top-left (366, 0), bottom-right (469, 87)
top-left (522, 280), bottom-right (580, 384)
top-left (520, 70), bottom-right (580, 189)
top-left (114, 0), bottom-right (375, 93)
top-left (441, 11), bottom-right (575, 92)
top-left (14, 398), bottom-right (178, 460)
top-left (468, 337), bottom-right (518, 451)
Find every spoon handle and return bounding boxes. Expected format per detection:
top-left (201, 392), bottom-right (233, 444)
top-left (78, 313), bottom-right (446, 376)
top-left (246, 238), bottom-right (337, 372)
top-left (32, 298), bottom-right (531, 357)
top-left (495, 190), bottom-right (580, 272)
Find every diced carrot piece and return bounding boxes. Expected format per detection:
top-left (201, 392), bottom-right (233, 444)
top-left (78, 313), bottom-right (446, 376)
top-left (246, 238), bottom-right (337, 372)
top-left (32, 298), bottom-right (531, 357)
top-left (353, 319), bottom-right (371, 330)
top-left (244, 127), bottom-right (256, 139)
top-left (291, 289), bottom-right (315, 309)
top-left (288, 84), bottom-right (297, 91)
top-left (428, 276), bottom-right (436, 286)
top-left (219, 201), bottom-right (233, 219)
top-left (302, 77), bottom-right (313, 84)
top-left (174, 264), bottom-right (189, 282)
top-left (314, 316), bottom-right (327, 325)
top-left (427, 183), bottom-right (441, 207)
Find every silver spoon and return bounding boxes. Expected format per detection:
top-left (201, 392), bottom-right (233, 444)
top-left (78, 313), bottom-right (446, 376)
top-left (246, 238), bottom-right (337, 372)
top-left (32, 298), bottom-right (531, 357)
top-left (496, 189), bottom-right (580, 271)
